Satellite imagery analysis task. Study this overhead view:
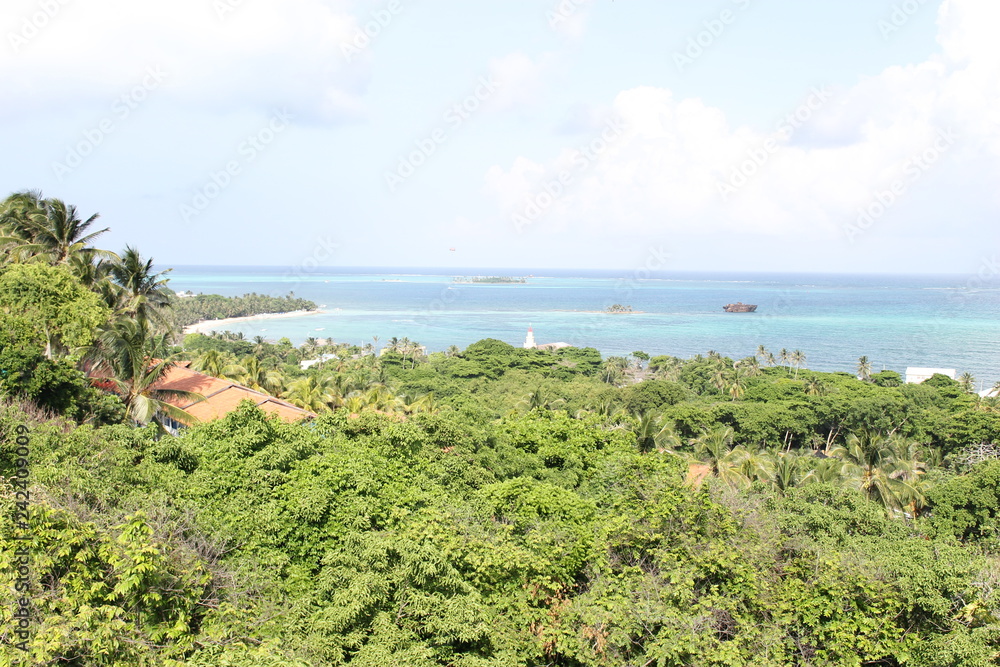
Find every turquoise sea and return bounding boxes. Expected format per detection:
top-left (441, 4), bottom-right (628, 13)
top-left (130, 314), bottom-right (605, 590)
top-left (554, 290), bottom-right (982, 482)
top-left (168, 267), bottom-right (1000, 389)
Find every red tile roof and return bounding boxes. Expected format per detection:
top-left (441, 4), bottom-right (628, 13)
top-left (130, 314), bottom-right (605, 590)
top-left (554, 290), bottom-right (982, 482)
top-left (152, 364), bottom-right (315, 424)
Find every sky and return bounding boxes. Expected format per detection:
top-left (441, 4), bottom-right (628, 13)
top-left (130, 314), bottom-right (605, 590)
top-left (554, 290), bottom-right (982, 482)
top-left (2, 0), bottom-right (998, 274)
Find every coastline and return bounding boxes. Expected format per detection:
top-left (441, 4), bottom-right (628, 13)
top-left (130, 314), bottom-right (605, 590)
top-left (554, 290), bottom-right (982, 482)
top-left (182, 309), bottom-right (324, 335)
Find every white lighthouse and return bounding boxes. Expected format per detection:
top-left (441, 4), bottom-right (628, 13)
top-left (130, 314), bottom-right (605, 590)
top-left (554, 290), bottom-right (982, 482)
top-left (523, 326), bottom-right (536, 349)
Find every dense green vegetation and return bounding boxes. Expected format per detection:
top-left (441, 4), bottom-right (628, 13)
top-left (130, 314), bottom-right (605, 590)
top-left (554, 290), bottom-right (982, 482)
top-left (2, 191), bottom-right (1000, 665)
top-left (172, 292), bottom-right (318, 329)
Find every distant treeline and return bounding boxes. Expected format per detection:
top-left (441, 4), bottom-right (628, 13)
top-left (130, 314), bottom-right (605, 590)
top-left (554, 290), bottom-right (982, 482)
top-left (172, 292), bottom-right (317, 327)
top-left (453, 276), bottom-right (527, 284)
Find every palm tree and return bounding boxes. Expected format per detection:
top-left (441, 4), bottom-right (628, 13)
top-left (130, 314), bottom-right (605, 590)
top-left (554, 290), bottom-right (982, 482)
top-left (770, 453), bottom-right (804, 494)
top-left (104, 246), bottom-right (173, 330)
top-left (405, 392), bottom-right (442, 415)
top-left (790, 350), bottom-right (806, 379)
top-left (826, 433), bottom-right (925, 514)
top-left (632, 412), bottom-right (661, 453)
top-left (739, 357), bottom-right (762, 378)
top-left (649, 355), bottom-right (682, 381)
top-left (737, 445), bottom-right (773, 484)
top-left (1, 192), bottom-right (115, 266)
top-left (445, 344), bottom-right (461, 358)
top-left (765, 352), bottom-right (776, 367)
top-left (801, 456), bottom-right (844, 485)
top-left (728, 369), bottom-right (746, 401)
top-left (191, 350), bottom-right (244, 381)
top-left (692, 426), bottom-right (750, 488)
top-left (398, 336), bottom-right (413, 366)
top-left (518, 386), bottom-right (566, 412)
top-left (239, 355), bottom-right (284, 395)
top-left (342, 395), bottom-right (366, 415)
top-left (804, 378), bottom-right (826, 396)
top-left (856, 356), bottom-right (872, 382)
top-left (84, 319), bottom-right (202, 428)
top-left (755, 344), bottom-right (768, 362)
top-left (362, 385), bottom-right (402, 412)
top-left (284, 376), bottom-right (339, 412)
top-left (601, 357), bottom-right (629, 386)
top-left (302, 337), bottom-right (320, 359)
top-left (711, 367), bottom-right (730, 394)
top-left (959, 372), bottom-right (975, 393)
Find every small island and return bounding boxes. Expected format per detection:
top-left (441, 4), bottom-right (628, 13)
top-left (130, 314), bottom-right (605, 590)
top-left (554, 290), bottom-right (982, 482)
top-left (605, 304), bottom-right (642, 314)
top-left (452, 276), bottom-right (527, 284)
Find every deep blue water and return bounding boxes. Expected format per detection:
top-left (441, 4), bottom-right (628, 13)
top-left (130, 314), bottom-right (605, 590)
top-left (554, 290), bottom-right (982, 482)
top-left (167, 266), bottom-right (1000, 388)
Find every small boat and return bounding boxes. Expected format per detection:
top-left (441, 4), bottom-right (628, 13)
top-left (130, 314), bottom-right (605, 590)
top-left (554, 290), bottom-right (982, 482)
top-left (723, 302), bottom-right (757, 313)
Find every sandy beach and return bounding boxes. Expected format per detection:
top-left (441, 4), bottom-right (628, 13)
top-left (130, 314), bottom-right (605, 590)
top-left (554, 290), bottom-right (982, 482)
top-left (182, 309), bottom-right (324, 335)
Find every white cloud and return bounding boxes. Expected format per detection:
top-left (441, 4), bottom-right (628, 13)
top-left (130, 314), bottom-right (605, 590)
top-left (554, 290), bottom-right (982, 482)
top-left (1, 0), bottom-right (366, 121)
top-left (547, 0), bottom-right (596, 40)
top-left (485, 51), bottom-right (559, 112)
top-left (483, 0), bottom-right (1000, 244)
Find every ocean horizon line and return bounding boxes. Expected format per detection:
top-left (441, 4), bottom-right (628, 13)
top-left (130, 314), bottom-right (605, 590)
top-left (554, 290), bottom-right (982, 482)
top-left (164, 265), bottom-right (975, 281)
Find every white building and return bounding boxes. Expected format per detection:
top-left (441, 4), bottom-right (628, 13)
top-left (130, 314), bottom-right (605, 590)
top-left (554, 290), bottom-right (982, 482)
top-left (523, 327), bottom-right (569, 351)
top-left (300, 353), bottom-right (338, 370)
top-left (905, 367), bottom-right (957, 384)
top-left (524, 327), bottom-right (536, 349)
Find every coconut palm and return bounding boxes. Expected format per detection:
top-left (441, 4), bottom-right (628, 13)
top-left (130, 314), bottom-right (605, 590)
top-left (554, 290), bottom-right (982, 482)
top-left (601, 357), bottom-right (629, 386)
top-left (301, 337), bottom-right (320, 359)
top-left (285, 376), bottom-right (339, 412)
top-left (342, 395), bottom-right (367, 415)
top-left (588, 397), bottom-right (628, 421)
top-left (804, 378), bottom-right (826, 396)
top-left (728, 370), bottom-right (746, 401)
top-left (826, 433), bottom-right (925, 513)
top-left (1, 192), bottom-right (116, 266)
top-left (633, 412), bottom-right (663, 453)
top-left (362, 385), bottom-right (402, 412)
top-left (692, 426), bottom-right (750, 488)
top-left (191, 350), bottom-right (245, 381)
top-left (83, 319), bottom-right (202, 428)
top-left (959, 372), bottom-right (976, 393)
top-left (239, 355), bottom-right (284, 395)
top-left (404, 392), bottom-right (442, 415)
top-left (445, 344), bottom-right (461, 358)
top-left (650, 355), bottom-right (682, 381)
top-left (737, 445), bottom-right (773, 485)
top-left (711, 367), bottom-right (730, 394)
top-left (739, 356), bottom-right (762, 378)
top-left (104, 246), bottom-right (173, 330)
top-left (857, 355), bottom-right (872, 382)
top-left (790, 350), bottom-right (806, 379)
top-left (755, 344), bottom-right (768, 362)
top-left (66, 252), bottom-right (112, 289)
top-left (518, 386), bottom-right (566, 412)
top-left (778, 348), bottom-right (790, 370)
top-left (770, 453), bottom-right (805, 494)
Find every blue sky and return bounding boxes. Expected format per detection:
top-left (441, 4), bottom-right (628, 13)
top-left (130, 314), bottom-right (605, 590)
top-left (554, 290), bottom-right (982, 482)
top-left (2, 0), bottom-right (997, 274)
